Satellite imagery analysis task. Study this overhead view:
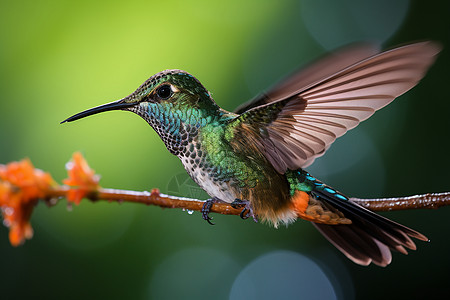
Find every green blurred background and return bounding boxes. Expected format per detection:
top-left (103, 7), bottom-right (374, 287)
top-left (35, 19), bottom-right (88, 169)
top-left (1, 0), bottom-right (449, 299)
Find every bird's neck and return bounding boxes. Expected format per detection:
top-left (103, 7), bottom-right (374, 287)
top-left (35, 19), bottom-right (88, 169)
top-left (132, 102), bottom-right (236, 156)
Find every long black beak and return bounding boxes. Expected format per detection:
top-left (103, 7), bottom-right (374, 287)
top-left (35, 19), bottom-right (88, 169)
top-left (60, 99), bottom-right (136, 124)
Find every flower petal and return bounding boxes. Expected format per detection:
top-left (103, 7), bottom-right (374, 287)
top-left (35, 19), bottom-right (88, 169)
top-left (63, 152), bottom-right (100, 204)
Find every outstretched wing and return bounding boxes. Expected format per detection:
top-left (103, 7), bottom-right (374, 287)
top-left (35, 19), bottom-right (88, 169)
top-left (234, 43), bottom-right (381, 114)
top-left (230, 42), bottom-right (441, 174)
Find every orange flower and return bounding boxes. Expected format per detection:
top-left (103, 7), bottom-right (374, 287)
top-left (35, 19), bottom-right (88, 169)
top-left (0, 159), bottom-right (55, 201)
top-left (63, 152), bottom-right (100, 205)
top-left (0, 159), bottom-right (55, 246)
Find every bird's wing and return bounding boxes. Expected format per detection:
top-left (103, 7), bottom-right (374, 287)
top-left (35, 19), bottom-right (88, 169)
top-left (234, 43), bottom-right (381, 114)
top-left (229, 42), bottom-right (441, 174)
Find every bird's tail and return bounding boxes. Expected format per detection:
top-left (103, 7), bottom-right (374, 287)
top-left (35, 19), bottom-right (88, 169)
top-left (288, 169), bottom-right (428, 266)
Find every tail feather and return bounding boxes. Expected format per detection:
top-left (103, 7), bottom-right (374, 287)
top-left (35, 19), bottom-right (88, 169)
top-left (313, 222), bottom-right (392, 266)
top-left (288, 169), bottom-right (427, 266)
top-left (311, 188), bottom-right (427, 266)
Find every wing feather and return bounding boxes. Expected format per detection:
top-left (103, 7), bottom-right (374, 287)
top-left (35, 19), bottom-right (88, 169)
top-left (234, 43), bottom-right (381, 113)
top-left (231, 42), bottom-right (441, 173)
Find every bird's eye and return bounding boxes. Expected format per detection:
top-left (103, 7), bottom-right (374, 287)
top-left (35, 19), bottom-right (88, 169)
top-left (156, 84), bottom-right (173, 100)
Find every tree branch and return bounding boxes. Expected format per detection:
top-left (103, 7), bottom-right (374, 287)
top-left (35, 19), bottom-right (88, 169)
top-left (350, 192), bottom-right (450, 211)
top-left (46, 187), bottom-right (243, 215)
top-left (1, 152), bottom-right (449, 246)
top-left (46, 187), bottom-right (450, 215)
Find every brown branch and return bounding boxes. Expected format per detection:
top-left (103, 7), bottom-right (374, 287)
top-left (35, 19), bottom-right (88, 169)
top-left (4, 153), bottom-right (449, 247)
top-left (41, 152), bottom-right (450, 215)
top-left (350, 192), bottom-right (450, 211)
top-left (46, 187), bottom-right (243, 216)
top-left (46, 187), bottom-right (450, 215)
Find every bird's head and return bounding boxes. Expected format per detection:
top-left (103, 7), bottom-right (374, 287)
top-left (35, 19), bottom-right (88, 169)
top-left (61, 69), bottom-right (221, 125)
top-left (61, 70), bottom-right (229, 155)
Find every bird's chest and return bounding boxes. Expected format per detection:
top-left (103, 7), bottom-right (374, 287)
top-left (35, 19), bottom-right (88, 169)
top-left (177, 141), bottom-right (245, 203)
top-left (176, 125), bottom-right (279, 204)
top-left (180, 156), bottom-right (237, 203)
top-left (182, 159), bottom-right (235, 202)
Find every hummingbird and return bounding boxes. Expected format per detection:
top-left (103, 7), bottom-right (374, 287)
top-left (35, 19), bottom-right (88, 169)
top-left (62, 41), bottom-right (440, 266)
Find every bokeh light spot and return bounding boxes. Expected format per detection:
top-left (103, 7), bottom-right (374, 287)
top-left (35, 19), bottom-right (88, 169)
top-left (230, 250), bottom-right (337, 300)
top-left (148, 247), bottom-right (240, 300)
top-left (301, 0), bottom-right (410, 49)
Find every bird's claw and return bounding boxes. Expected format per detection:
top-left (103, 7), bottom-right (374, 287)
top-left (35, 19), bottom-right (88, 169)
top-left (202, 198), bottom-right (219, 225)
top-left (240, 208), bottom-right (250, 219)
top-left (231, 199), bottom-right (258, 223)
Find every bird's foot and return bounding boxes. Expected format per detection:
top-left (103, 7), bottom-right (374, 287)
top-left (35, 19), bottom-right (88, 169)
top-left (201, 197), bottom-right (223, 225)
top-left (231, 199), bottom-right (258, 223)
